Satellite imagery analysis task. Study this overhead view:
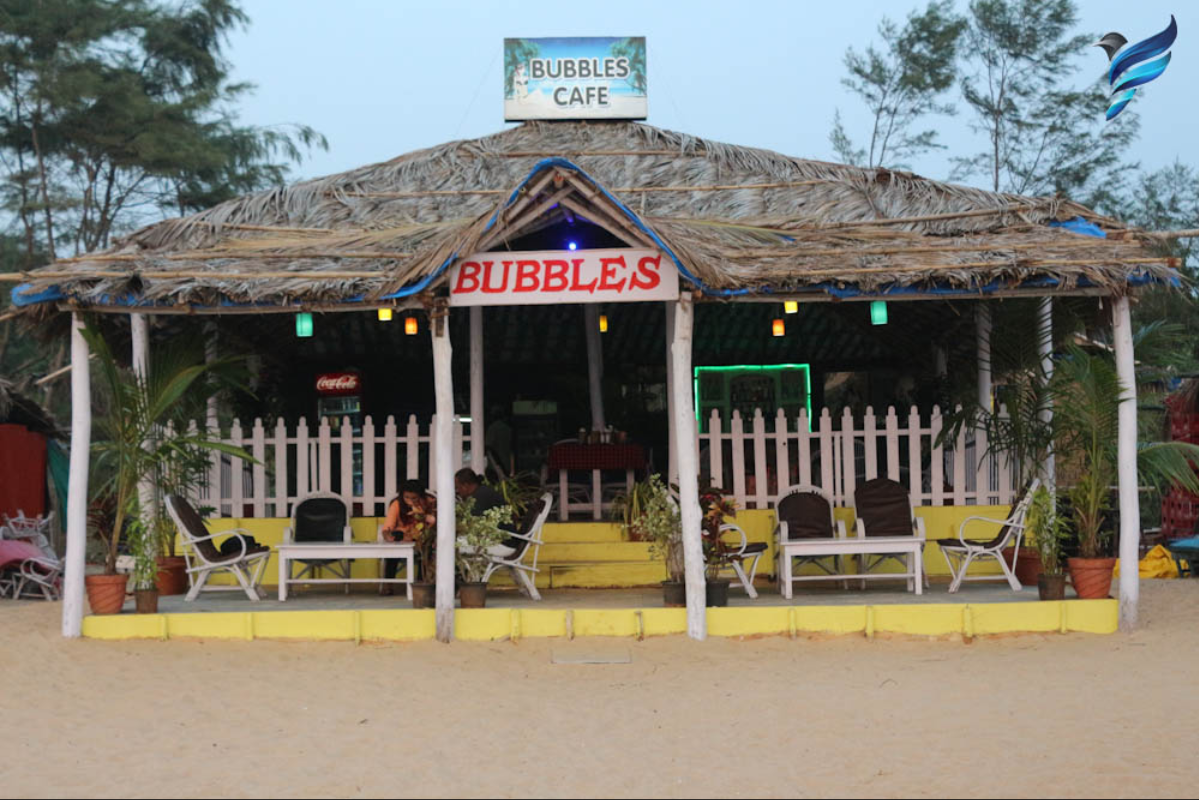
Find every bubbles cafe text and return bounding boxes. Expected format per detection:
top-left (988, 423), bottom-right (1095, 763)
top-left (527, 56), bottom-right (632, 107)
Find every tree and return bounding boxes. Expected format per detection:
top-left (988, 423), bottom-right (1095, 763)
top-left (829, 1), bottom-right (966, 169)
top-left (0, 0), bottom-right (326, 261)
top-left (951, 0), bottom-right (1138, 201)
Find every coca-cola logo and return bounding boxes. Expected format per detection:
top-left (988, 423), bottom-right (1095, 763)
top-left (316, 372), bottom-right (361, 394)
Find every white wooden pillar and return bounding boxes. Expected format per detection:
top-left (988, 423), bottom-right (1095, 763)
top-left (665, 301), bottom-right (678, 484)
top-left (1113, 295), bottom-right (1140, 628)
top-left (1038, 298), bottom-right (1055, 488)
top-left (469, 306), bottom-right (485, 473)
top-left (204, 320), bottom-right (218, 433)
top-left (62, 313), bottom-right (92, 638)
top-left (130, 314), bottom-right (157, 529)
top-left (431, 308), bottom-right (456, 643)
top-left (584, 305), bottom-right (606, 432)
top-left (671, 295), bottom-right (706, 640)
top-left (976, 303), bottom-right (992, 413)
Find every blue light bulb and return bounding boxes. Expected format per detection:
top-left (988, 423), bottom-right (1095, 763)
top-left (567, 241), bottom-right (578, 251)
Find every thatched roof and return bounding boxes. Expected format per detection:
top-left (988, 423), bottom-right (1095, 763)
top-left (8, 121), bottom-right (1177, 314)
top-left (0, 378), bottom-right (61, 437)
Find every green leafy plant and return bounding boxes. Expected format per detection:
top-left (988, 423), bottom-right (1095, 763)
top-left (126, 517), bottom-right (157, 592)
top-left (1026, 486), bottom-right (1068, 576)
top-left (84, 325), bottom-right (252, 575)
top-left (615, 475), bottom-right (682, 581)
top-left (486, 472), bottom-right (540, 519)
top-left (454, 497), bottom-right (514, 584)
top-left (697, 479), bottom-right (739, 582)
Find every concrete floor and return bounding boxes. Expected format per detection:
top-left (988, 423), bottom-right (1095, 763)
top-left (150, 580), bottom-right (1044, 614)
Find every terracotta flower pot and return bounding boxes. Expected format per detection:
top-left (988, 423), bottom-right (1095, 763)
top-left (458, 582), bottom-right (488, 609)
top-left (1037, 573), bottom-right (1066, 601)
top-left (1067, 557), bottom-right (1117, 599)
top-left (662, 581), bottom-right (686, 607)
top-left (411, 582), bottom-right (436, 609)
top-left (134, 589), bottom-right (159, 614)
top-left (1002, 548), bottom-right (1044, 587)
top-left (85, 573), bottom-right (129, 615)
top-left (155, 556), bottom-right (189, 596)
top-left (705, 580), bottom-right (730, 607)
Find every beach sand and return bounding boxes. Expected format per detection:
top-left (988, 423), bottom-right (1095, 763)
top-left (2, 581), bottom-right (1198, 799)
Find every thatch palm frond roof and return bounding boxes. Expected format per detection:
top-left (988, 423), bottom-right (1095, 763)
top-left (7, 122), bottom-right (1177, 314)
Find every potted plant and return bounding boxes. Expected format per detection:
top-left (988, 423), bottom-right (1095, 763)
top-left (1051, 342), bottom-right (1199, 598)
top-left (410, 514), bottom-right (437, 609)
top-left (1025, 485), bottom-right (1068, 600)
top-left (127, 517), bottom-right (159, 613)
top-left (151, 445), bottom-right (212, 596)
top-left (454, 497), bottom-right (514, 608)
top-left (698, 481), bottom-right (738, 607)
top-left (615, 475), bottom-right (683, 605)
top-left (84, 326), bottom-right (251, 615)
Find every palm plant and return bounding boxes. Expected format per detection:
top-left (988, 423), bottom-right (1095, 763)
top-left (84, 325), bottom-right (251, 579)
top-left (1050, 342), bottom-right (1199, 558)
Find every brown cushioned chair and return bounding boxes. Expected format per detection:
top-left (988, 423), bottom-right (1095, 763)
top-left (167, 495), bottom-right (271, 602)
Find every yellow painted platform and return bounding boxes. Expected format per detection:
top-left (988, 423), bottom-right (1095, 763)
top-left (80, 598), bottom-right (1117, 642)
top-left (189, 505), bottom-right (1018, 591)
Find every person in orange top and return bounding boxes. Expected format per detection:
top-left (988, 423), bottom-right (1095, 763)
top-left (380, 479), bottom-right (436, 595)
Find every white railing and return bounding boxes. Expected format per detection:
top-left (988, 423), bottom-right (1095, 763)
top-left (192, 415), bottom-right (470, 519)
top-left (191, 405), bottom-right (1014, 518)
top-left (699, 406), bottom-right (1014, 510)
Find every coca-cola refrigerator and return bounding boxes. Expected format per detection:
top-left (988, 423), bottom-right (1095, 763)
top-left (315, 371), bottom-right (364, 497)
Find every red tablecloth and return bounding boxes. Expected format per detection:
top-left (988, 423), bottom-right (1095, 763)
top-left (548, 443), bottom-right (646, 471)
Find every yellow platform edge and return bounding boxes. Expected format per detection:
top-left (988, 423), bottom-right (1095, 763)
top-left (79, 599), bottom-right (1118, 642)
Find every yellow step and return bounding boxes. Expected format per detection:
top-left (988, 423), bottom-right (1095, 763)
top-left (549, 561), bottom-right (666, 588)
top-left (541, 522), bottom-right (625, 544)
top-left (538, 542), bottom-right (654, 563)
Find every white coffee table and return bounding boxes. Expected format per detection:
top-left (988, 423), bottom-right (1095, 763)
top-left (277, 542), bottom-right (415, 601)
top-left (778, 536), bottom-right (926, 598)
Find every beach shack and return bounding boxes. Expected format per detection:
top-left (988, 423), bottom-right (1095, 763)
top-left (6, 39), bottom-right (1178, 642)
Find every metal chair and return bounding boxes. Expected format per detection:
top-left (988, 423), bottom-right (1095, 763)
top-left (940, 479), bottom-right (1040, 592)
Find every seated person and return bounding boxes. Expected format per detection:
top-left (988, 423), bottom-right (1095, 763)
top-left (379, 479), bottom-right (436, 596)
top-left (454, 468), bottom-right (519, 550)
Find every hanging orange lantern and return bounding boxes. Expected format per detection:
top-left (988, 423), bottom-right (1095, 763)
top-left (772, 318), bottom-right (785, 337)
top-left (405, 316), bottom-right (418, 335)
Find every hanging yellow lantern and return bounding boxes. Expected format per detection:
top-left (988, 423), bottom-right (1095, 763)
top-left (405, 316), bottom-right (418, 335)
top-left (772, 318), bottom-right (785, 337)
top-left (784, 301), bottom-right (798, 314)
top-left (599, 314), bottom-right (608, 333)
top-left (377, 308), bottom-right (393, 322)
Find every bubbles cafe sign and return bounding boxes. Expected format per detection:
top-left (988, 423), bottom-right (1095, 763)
top-left (448, 38), bottom-right (670, 307)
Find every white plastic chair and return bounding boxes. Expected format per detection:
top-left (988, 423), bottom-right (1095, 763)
top-left (167, 495), bottom-right (270, 602)
top-left (284, 492), bottom-right (353, 594)
top-left (478, 492), bottom-right (553, 600)
top-left (941, 479), bottom-right (1041, 593)
top-left (710, 521), bottom-right (766, 599)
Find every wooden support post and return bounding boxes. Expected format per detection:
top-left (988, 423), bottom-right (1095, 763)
top-left (1038, 298), bottom-right (1055, 489)
top-left (1113, 295), bottom-right (1140, 628)
top-left (469, 306), bottom-right (485, 474)
top-left (665, 301), bottom-right (678, 484)
top-left (431, 306), bottom-right (456, 643)
top-left (62, 313), bottom-right (91, 638)
top-left (671, 296), bottom-right (706, 640)
top-left (584, 305), bottom-right (606, 432)
top-left (204, 320), bottom-right (218, 433)
top-left (130, 314), bottom-right (157, 530)
top-left (976, 303), bottom-right (991, 413)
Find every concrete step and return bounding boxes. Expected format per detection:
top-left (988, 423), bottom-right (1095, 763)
top-left (489, 560), bottom-right (666, 589)
top-left (541, 522), bottom-right (625, 544)
top-left (538, 542), bottom-right (654, 563)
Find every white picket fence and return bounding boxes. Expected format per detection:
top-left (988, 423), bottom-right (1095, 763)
top-left (699, 406), bottom-right (1013, 511)
top-left (193, 405), bottom-right (1014, 519)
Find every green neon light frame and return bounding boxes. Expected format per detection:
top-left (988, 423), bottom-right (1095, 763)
top-left (693, 363), bottom-right (813, 430)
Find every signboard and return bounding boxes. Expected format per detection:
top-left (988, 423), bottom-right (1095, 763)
top-left (315, 372), bottom-right (362, 396)
top-left (448, 248), bottom-right (677, 307)
top-left (504, 37), bottom-right (646, 121)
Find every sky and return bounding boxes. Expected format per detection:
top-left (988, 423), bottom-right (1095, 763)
top-left (224, 0), bottom-right (1192, 191)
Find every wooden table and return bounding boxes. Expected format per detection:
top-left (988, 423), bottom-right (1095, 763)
top-left (778, 536), bottom-right (926, 598)
top-left (547, 443), bottom-right (646, 521)
top-left (277, 542), bottom-right (415, 601)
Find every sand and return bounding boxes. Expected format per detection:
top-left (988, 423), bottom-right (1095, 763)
top-left (2, 582), bottom-right (1198, 799)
